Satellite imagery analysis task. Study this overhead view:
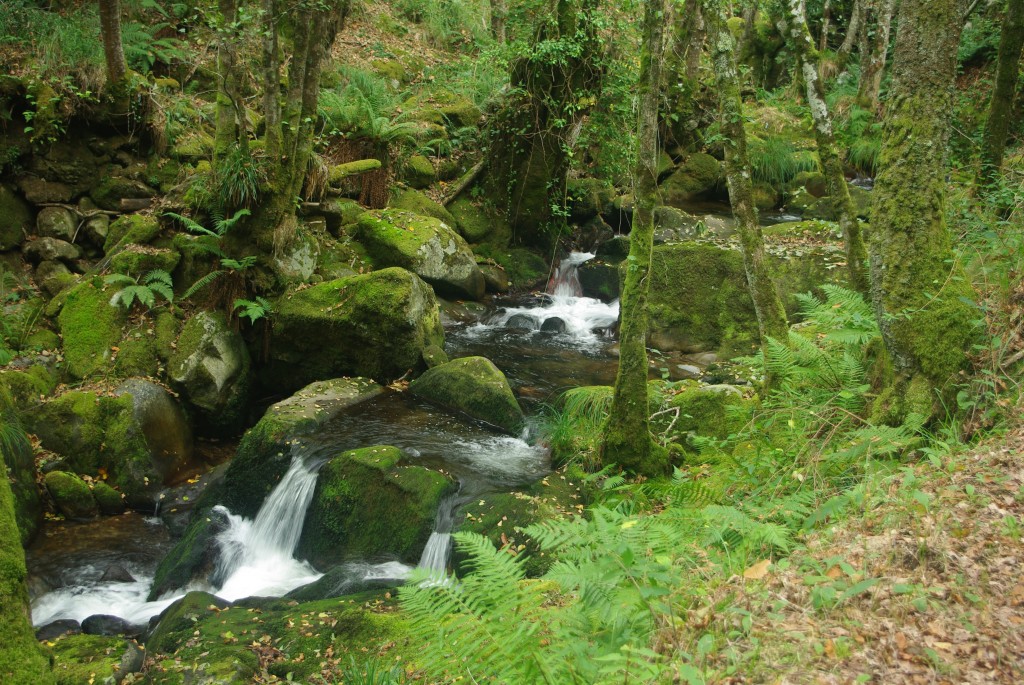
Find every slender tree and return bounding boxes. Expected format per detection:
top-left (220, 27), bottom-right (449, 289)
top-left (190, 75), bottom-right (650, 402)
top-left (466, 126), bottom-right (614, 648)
top-left (213, 0), bottom-right (247, 161)
top-left (980, 0), bottom-right (1024, 183)
top-left (868, 0), bottom-right (977, 421)
top-left (491, 0), bottom-right (508, 43)
top-left (836, 0), bottom-right (863, 70)
top-left (855, 0), bottom-right (895, 111)
top-left (602, 0), bottom-right (669, 476)
top-left (780, 0), bottom-right (869, 293)
top-left (98, 0), bottom-right (127, 87)
top-left (704, 2), bottom-right (790, 357)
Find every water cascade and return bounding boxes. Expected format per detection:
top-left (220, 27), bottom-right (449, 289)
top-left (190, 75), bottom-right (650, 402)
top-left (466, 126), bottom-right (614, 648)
top-left (417, 492), bottom-right (460, 578)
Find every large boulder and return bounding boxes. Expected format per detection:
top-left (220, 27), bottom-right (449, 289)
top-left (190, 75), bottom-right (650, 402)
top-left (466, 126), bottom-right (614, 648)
top-left (147, 508), bottom-right (230, 600)
top-left (409, 356), bottom-right (525, 435)
top-left (114, 379), bottom-right (196, 484)
top-left (296, 445), bottom-right (453, 569)
top-left (660, 153), bottom-right (724, 206)
top-left (169, 311), bottom-right (252, 433)
top-left (35, 206), bottom-right (76, 242)
top-left (43, 471), bottom-right (98, 520)
top-left (26, 387), bottom-right (191, 509)
top-left (448, 197), bottom-right (512, 246)
top-left (268, 268), bottom-right (445, 390)
top-left (355, 209), bottom-right (485, 300)
top-left (217, 378), bottom-right (385, 518)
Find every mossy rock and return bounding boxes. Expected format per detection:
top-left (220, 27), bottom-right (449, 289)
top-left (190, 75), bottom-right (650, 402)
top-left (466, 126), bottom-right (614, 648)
top-left (0, 392), bottom-right (42, 543)
top-left (55, 279), bottom-right (127, 379)
top-left (0, 183), bottom-right (32, 250)
top-left (402, 90), bottom-right (482, 128)
top-left (297, 445), bottom-right (454, 568)
top-left (21, 328), bottom-right (61, 352)
top-left (26, 391), bottom-right (161, 508)
top-left (409, 356), bottom-right (525, 435)
top-left (49, 633), bottom-right (126, 685)
top-left (371, 58), bottom-right (407, 83)
top-left (268, 269), bottom-right (444, 391)
top-left (804, 184), bottom-right (873, 221)
top-left (36, 206), bottom-right (76, 241)
top-left (91, 481), bottom-right (126, 515)
top-left (89, 170), bottom-right (156, 212)
top-left (566, 177), bottom-right (615, 221)
top-left (660, 153), bottom-right (724, 205)
top-left (355, 209), bottom-right (484, 300)
top-left (422, 344), bottom-right (449, 368)
top-left (328, 159), bottom-right (382, 185)
top-left (148, 510), bottom-right (230, 601)
top-left (169, 311), bottom-right (251, 434)
top-left (660, 382), bottom-right (756, 448)
top-left (217, 378), bottom-right (385, 518)
top-left (44, 471), bottom-right (98, 519)
top-left (169, 131), bottom-right (214, 162)
top-left (388, 187), bottom-right (456, 226)
top-left (109, 245), bottom-right (181, 276)
top-left (145, 590), bottom-right (234, 654)
top-left (472, 245), bottom-right (548, 290)
top-left (0, 366), bottom-right (57, 407)
top-left (785, 187), bottom-right (818, 214)
top-left (402, 154), bottom-right (436, 189)
top-left (449, 197), bottom-right (511, 245)
top-left (578, 260), bottom-right (620, 302)
top-left (319, 198), bottom-right (365, 236)
top-left (454, 472), bottom-right (583, 578)
top-left (103, 214), bottom-right (161, 255)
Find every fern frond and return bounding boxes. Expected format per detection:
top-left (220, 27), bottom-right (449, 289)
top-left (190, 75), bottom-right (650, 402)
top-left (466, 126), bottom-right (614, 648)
top-left (182, 270), bottom-right (225, 300)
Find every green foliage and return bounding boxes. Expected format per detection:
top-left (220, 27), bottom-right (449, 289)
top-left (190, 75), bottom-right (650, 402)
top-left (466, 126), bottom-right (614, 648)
top-left (233, 297), bottom-right (272, 324)
top-left (121, 20), bottom-right (188, 73)
top-left (338, 657), bottom-right (407, 685)
top-left (104, 270), bottom-right (174, 310)
top-left (957, 15), bottom-right (1001, 65)
top-left (748, 136), bottom-right (818, 186)
top-left (394, 0), bottom-right (492, 47)
top-left (0, 1), bottom-right (104, 92)
top-left (826, 71), bottom-right (883, 174)
top-left (214, 144), bottom-right (266, 212)
top-left (542, 386), bottom-right (612, 469)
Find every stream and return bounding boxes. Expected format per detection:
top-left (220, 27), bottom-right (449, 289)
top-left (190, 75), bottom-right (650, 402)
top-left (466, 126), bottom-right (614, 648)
top-left (27, 251), bottom-right (625, 631)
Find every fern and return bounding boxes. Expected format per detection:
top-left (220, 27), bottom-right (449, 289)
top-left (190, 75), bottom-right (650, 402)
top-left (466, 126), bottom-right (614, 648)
top-left (105, 270), bottom-right (173, 310)
top-left (181, 270), bottom-right (225, 300)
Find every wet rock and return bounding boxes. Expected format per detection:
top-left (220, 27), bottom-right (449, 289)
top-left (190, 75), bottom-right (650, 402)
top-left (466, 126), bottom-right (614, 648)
top-left (116, 640), bottom-right (146, 682)
top-left (217, 378), bottom-right (385, 518)
top-left (92, 481), bottom-right (126, 515)
top-left (36, 206), bottom-right (77, 241)
top-left (409, 356), bottom-right (526, 435)
top-left (286, 570), bottom-right (400, 601)
top-left (578, 261), bottom-right (620, 302)
top-left (147, 508), bottom-right (230, 600)
top-left (297, 445), bottom-right (453, 568)
top-left (100, 564), bottom-right (137, 583)
top-left (595, 235), bottom-right (631, 263)
top-left (422, 344), bottom-right (449, 368)
top-left (169, 311), bottom-right (252, 433)
top-left (355, 209), bottom-right (485, 300)
top-left (479, 263), bottom-right (510, 293)
top-left (44, 471), bottom-right (98, 519)
top-left (540, 317), bottom-right (568, 334)
top-left (115, 379), bottom-right (196, 485)
top-left (577, 215), bottom-right (614, 252)
top-left (35, 619), bottom-right (81, 641)
top-left (146, 591), bottom-right (233, 653)
top-left (268, 268), bottom-right (445, 391)
top-left (23, 237), bottom-right (81, 264)
top-left (660, 153), bottom-right (724, 205)
top-left (505, 313), bottom-right (537, 331)
top-left (82, 614), bottom-right (140, 637)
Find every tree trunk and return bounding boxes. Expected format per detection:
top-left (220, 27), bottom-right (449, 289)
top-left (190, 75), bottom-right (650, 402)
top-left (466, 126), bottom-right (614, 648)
top-left (601, 0), bottom-right (668, 476)
top-left (820, 0), bottom-right (832, 52)
top-left (682, 0), bottom-right (705, 81)
top-left (781, 0), bottom-right (869, 293)
top-left (0, 421), bottom-right (54, 684)
top-left (980, 0), bottom-right (1024, 183)
top-left (868, 0), bottom-right (977, 422)
top-left (856, 0), bottom-right (896, 112)
top-left (214, 0), bottom-right (246, 162)
top-left (704, 2), bottom-right (790, 364)
top-left (98, 0), bottom-right (127, 87)
top-left (837, 0), bottom-right (863, 65)
top-left (491, 0), bottom-right (507, 43)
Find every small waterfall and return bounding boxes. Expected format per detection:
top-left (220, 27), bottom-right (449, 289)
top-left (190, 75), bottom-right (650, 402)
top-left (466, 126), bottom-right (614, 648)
top-left (547, 251), bottom-right (592, 298)
top-left (417, 492), bottom-right (460, 577)
top-left (212, 457), bottom-right (323, 601)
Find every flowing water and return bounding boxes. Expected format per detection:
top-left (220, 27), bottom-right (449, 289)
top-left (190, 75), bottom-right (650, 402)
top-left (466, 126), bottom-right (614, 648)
top-left (27, 252), bottom-right (622, 627)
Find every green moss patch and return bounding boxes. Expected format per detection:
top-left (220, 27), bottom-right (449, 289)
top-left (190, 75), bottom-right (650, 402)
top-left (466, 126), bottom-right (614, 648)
top-left (409, 356), bottom-right (525, 435)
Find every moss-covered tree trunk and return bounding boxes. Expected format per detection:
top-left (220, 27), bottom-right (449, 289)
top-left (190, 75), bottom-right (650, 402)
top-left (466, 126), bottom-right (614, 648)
top-left (837, 0), bottom-right (863, 68)
top-left (855, 0), bottom-right (895, 111)
top-left (98, 0), bottom-right (127, 87)
top-left (245, 0), bottom-right (349, 253)
top-left (704, 3), bottom-right (790, 355)
top-left (781, 0), bottom-right (869, 293)
top-left (601, 0), bottom-right (668, 476)
top-left (0, 420), bottom-right (53, 684)
top-left (213, 0), bottom-right (246, 161)
top-left (980, 0), bottom-right (1024, 183)
top-left (868, 0), bottom-right (977, 422)
top-left (481, 0), bottom-right (603, 250)
top-left (491, 0), bottom-right (507, 43)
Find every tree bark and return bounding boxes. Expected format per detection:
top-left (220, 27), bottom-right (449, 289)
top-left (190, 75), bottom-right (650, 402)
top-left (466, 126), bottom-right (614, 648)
top-left (868, 0), bottom-right (977, 421)
top-left (601, 0), bottom-right (668, 476)
top-left (781, 0), bottom-right (869, 293)
top-left (704, 2), bottom-right (790, 364)
top-left (837, 0), bottom-right (863, 64)
top-left (98, 0), bottom-right (127, 87)
top-left (980, 0), bottom-right (1024, 182)
top-left (491, 0), bottom-right (508, 43)
top-left (820, 0), bottom-right (832, 52)
top-left (855, 0), bottom-right (896, 112)
top-left (214, 0), bottom-right (246, 162)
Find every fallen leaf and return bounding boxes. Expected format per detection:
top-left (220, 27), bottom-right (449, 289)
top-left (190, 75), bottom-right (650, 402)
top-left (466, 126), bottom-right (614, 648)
top-left (743, 559), bottom-right (772, 580)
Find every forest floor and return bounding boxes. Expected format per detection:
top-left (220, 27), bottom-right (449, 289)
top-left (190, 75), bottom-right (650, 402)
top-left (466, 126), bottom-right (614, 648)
top-left (685, 425), bottom-right (1024, 684)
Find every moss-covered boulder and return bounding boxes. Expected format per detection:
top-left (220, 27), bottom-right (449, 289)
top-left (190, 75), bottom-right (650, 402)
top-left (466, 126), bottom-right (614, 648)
top-left (145, 591), bottom-right (233, 654)
top-left (297, 445), bottom-right (453, 568)
top-left (448, 197), bottom-right (511, 245)
top-left (578, 260), bottom-right (620, 302)
top-left (0, 183), bottom-right (32, 250)
top-left (0, 393), bottom-right (42, 544)
top-left (473, 246), bottom-right (548, 290)
top-left (217, 378), bottom-right (384, 518)
top-left (147, 509), bottom-right (230, 601)
top-left (0, 366), bottom-right (57, 407)
top-left (388, 187), bottom-right (456, 225)
top-left (168, 311), bottom-right (251, 434)
top-left (268, 268), bottom-right (445, 390)
top-left (567, 177), bottom-right (615, 221)
top-left (356, 209), bottom-right (484, 300)
top-left (114, 379), bottom-right (196, 484)
top-left (55, 278), bottom-right (126, 379)
top-left (660, 382), bottom-right (756, 446)
top-left (660, 153), bottom-right (724, 205)
top-left (109, 244), bottom-right (181, 276)
top-left (44, 471), bottom-right (98, 519)
top-left (402, 154), bottom-right (436, 189)
top-left (409, 356), bottom-right (525, 435)
top-left (49, 633), bottom-right (128, 685)
top-left (23, 237), bottom-right (81, 265)
top-left (89, 168), bottom-right (157, 212)
top-left (92, 481), bottom-right (126, 515)
top-left (26, 390), bottom-right (169, 508)
top-left (103, 214), bottom-right (161, 255)
top-left (804, 184), bottom-right (873, 221)
top-left (35, 206), bottom-right (76, 242)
